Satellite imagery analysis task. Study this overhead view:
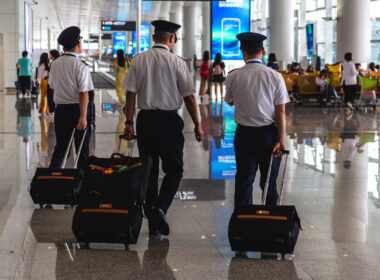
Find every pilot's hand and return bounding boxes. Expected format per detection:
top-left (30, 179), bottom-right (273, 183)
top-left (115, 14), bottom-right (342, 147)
top-left (124, 124), bottom-right (135, 140)
top-left (194, 124), bottom-right (204, 142)
top-left (76, 117), bottom-right (87, 131)
top-left (272, 141), bottom-right (285, 157)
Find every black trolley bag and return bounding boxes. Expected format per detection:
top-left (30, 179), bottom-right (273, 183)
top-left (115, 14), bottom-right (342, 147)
top-left (228, 150), bottom-right (302, 258)
top-left (72, 135), bottom-right (152, 248)
top-left (30, 129), bottom-right (87, 207)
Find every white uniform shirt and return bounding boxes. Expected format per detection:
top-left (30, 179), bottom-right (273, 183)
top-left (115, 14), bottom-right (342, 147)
top-left (225, 58), bottom-right (290, 127)
top-left (122, 44), bottom-right (195, 110)
top-left (48, 52), bottom-right (94, 104)
top-left (342, 61), bottom-right (358, 86)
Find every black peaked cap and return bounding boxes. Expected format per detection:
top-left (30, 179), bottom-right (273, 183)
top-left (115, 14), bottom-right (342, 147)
top-left (151, 20), bottom-right (181, 33)
top-left (236, 32), bottom-right (267, 48)
top-left (58, 26), bottom-right (81, 49)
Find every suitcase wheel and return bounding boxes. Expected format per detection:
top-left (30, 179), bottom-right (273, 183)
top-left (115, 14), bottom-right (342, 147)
top-left (39, 204), bottom-right (44, 209)
top-left (79, 242), bottom-right (90, 249)
top-left (235, 251), bottom-right (248, 258)
top-left (124, 243), bottom-right (129, 250)
top-left (281, 253), bottom-right (286, 259)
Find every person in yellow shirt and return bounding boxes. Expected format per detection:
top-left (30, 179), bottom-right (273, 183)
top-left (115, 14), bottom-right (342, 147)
top-left (113, 49), bottom-right (129, 108)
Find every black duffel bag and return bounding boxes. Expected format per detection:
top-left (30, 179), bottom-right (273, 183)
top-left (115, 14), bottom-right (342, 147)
top-left (30, 129), bottom-right (87, 207)
top-left (228, 151), bottom-right (302, 258)
top-left (78, 136), bottom-right (152, 203)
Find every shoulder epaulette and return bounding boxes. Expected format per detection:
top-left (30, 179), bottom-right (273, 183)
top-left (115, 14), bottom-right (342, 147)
top-left (176, 55), bottom-right (186, 61)
top-left (228, 68), bottom-right (238, 74)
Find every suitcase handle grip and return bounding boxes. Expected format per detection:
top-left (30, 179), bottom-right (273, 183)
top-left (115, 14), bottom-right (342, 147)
top-left (119, 135), bottom-right (137, 140)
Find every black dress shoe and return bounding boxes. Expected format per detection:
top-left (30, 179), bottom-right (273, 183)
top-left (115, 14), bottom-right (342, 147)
top-left (152, 208), bottom-right (170, 236)
top-left (148, 220), bottom-right (160, 236)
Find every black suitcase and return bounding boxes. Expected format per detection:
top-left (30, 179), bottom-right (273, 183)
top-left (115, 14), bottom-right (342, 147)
top-left (78, 135), bottom-right (152, 204)
top-left (73, 136), bottom-right (151, 248)
top-left (29, 129), bottom-right (87, 207)
top-left (72, 198), bottom-right (143, 248)
top-left (228, 151), bottom-right (302, 258)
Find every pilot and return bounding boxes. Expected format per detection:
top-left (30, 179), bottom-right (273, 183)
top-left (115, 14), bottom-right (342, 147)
top-left (123, 20), bottom-right (204, 236)
top-left (49, 26), bottom-right (93, 169)
top-left (224, 32), bottom-right (289, 208)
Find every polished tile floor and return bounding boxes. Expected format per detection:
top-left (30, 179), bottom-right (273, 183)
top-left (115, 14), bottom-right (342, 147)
top-left (1, 89), bottom-right (380, 279)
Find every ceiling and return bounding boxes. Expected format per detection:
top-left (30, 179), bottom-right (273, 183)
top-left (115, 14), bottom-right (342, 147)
top-left (30, 0), bottom-right (198, 37)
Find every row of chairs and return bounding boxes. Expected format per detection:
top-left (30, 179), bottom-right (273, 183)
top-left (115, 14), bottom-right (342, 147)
top-left (282, 73), bottom-right (380, 103)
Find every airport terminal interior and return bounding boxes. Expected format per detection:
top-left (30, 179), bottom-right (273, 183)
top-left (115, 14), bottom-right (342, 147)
top-left (1, 0), bottom-right (380, 279)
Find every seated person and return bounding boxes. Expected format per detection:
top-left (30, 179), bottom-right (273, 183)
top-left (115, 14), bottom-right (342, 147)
top-left (298, 66), bottom-right (308, 76)
top-left (316, 70), bottom-right (337, 98)
top-left (306, 65), bottom-right (314, 73)
top-left (355, 63), bottom-right (366, 77)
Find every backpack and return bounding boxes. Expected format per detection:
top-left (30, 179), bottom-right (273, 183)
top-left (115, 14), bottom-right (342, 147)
top-left (200, 61), bottom-right (209, 77)
top-left (213, 64), bottom-right (222, 75)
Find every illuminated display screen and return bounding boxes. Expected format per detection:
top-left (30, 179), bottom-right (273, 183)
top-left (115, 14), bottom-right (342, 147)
top-left (211, 0), bottom-right (250, 61)
top-left (306, 23), bottom-right (314, 59)
top-left (132, 23), bottom-right (150, 56)
top-left (210, 102), bottom-right (237, 180)
top-left (113, 32), bottom-right (126, 55)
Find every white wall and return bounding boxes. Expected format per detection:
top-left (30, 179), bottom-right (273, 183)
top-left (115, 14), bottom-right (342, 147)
top-left (0, 0), bottom-right (25, 89)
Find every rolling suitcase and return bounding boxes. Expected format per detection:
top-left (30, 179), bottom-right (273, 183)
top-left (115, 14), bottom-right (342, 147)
top-left (72, 197), bottom-right (143, 248)
top-left (228, 150), bottom-right (302, 258)
top-left (29, 129), bottom-right (87, 207)
top-left (72, 135), bottom-right (152, 248)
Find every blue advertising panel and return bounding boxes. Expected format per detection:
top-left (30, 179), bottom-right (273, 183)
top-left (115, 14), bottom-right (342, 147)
top-left (210, 102), bottom-right (237, 180)
top-left (132, 23), bottom-right (150, 56)
top-left (211, 0), bottom-right (250, 61)
top-left (306, 23), bottom-right (314, 59)
top-left (113, 32), bottom-right (126, 55)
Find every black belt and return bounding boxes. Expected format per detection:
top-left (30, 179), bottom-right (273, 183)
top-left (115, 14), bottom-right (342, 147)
top-left (56, 104), bottom-right (79, 108)
top-left (237, 123), bottom-right (276, 129)
top-left (140, 109), bottom-right (178, 113)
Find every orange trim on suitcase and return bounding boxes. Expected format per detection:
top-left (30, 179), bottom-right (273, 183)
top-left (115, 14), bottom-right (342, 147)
top-left (237, 215), bottom-right (288, 221)
top-left (37, 176), bottom-right (75, 180)
top-left (81, 209), bottom-right (129, 214)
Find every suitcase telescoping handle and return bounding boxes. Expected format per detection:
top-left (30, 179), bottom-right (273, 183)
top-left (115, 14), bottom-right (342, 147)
top-left (118, 134), bottom-right (137, 157)
top-left (262, 149), bottom-right (289, 206)
top-left (61, 128), bottom-right (88, 169)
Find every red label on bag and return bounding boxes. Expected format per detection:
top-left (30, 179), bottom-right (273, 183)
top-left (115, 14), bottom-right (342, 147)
top-left (99, 204), bottom-right (112, 209)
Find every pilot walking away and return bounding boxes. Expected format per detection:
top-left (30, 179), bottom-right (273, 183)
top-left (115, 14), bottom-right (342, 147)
top-left (49, 26), bottom-right (94, 169)
top-left (123, 20), bottom-right (204, 236)
top-left (225, 32), bottom-right (289, 208)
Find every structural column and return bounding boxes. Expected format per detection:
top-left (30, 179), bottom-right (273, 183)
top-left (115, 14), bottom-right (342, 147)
top-left (201, 2), bottom-right (210, 53)
top-left (170, 3), bottom-right (183, 56)
top-left (337, 0), bottom-right (371, 64)
top-left (324, 0), bottom-right (333, 64)
top-left (269, 0), bottom-right (295, 69)
top-left (183, 4), bottom-right (197, 60)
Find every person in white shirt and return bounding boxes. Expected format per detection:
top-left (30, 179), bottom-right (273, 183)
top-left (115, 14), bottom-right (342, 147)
top-left (225, 32), bottom-right (289, 208)
top-left (36, 53), bottom-right (50, 115)
top-left (123, 20), bottom-right (204, 236)
top-left (341, 52), bottom-right (358, 111)
top-left (48, 26), bottom-right (94, 169)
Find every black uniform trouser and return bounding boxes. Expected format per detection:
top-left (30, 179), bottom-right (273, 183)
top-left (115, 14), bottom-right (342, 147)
top-left (49, 104), bottom-right (91, 169)
top-left (136, 110), bottom-right (184, 214)
top-left (343, 84), bottom-right (357, 104)
top-left (234, 124), bottom-right (281, 208)
top-left (19, 76), bottom-right (31, 95)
